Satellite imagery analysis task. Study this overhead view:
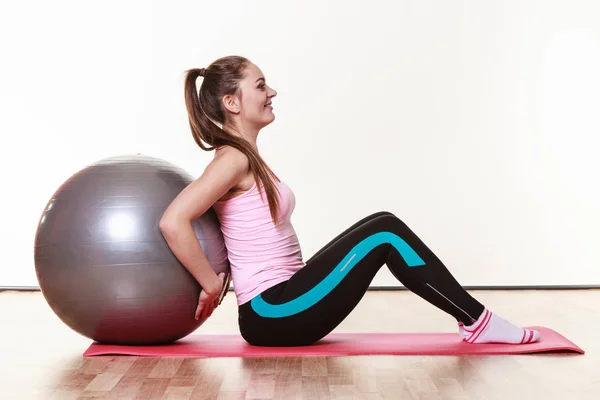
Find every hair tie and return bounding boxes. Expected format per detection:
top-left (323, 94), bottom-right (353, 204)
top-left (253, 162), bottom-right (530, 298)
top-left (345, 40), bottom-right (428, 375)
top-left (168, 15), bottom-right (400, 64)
top-left (199, 68), bottom-right (206, 77)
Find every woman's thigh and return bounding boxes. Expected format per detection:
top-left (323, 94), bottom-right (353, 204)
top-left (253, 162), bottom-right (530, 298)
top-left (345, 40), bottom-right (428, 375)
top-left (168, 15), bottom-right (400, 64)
top-left (238, 213), bottom-right (419, 346)
top-left (304, 211), bottom-right (394, 264)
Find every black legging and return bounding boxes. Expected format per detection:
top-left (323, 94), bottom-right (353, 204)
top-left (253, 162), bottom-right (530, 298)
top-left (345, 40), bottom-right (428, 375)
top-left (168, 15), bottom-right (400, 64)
top-left (238, 211), bottom-right (485, 346)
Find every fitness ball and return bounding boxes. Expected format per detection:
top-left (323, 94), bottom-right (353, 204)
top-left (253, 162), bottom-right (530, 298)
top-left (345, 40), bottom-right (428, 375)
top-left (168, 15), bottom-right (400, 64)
top-left (34, 154), bottom-right (230, 345)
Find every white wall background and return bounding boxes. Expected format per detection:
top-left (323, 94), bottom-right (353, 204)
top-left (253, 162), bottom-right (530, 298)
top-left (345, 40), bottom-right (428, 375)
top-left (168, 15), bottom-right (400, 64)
top-left (1, 0), bottom-right (599, 288)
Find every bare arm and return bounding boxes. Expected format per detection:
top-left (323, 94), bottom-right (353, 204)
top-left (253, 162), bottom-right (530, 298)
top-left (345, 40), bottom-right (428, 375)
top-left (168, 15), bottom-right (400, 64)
top-left (159, 148), bottom-right (249, 296)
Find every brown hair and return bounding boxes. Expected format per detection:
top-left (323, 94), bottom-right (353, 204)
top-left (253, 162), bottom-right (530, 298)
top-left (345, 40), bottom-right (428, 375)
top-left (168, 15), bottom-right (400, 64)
top-left (183, 56), bottom-right (280, 225)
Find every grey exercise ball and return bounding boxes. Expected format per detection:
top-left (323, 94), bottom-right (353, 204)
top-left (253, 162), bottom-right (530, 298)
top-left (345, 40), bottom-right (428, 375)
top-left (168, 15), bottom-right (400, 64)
top-left (34, 154), bottom-right (230, 345)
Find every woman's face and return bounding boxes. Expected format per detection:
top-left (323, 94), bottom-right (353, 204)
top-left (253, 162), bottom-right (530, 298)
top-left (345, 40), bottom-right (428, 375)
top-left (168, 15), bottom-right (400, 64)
top-left (234, 63), bottom-right (278, 130)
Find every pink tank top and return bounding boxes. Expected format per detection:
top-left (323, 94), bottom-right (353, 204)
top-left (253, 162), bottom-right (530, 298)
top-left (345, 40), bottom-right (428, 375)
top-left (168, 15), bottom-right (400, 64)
top-left (212, 177), bottom-right (305, 305)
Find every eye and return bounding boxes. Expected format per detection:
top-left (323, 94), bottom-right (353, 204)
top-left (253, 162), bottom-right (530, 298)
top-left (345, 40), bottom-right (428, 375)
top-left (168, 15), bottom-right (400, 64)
top-left (258, 83), bottom-right (266, 90)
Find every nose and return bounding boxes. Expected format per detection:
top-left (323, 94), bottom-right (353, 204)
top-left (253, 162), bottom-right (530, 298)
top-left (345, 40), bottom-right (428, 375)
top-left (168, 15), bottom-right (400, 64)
top-left (269, 88), bottom-right (277, 98)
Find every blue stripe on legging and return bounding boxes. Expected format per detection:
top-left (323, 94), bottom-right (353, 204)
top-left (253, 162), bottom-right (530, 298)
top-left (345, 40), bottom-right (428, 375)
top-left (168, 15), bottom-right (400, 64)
top-left (250, 231), bottom-right (425, 318)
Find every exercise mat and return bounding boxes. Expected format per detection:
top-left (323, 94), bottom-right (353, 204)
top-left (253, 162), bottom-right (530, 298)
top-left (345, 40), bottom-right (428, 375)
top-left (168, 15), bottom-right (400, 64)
top-left (83, 326), bottom-right (583, 357)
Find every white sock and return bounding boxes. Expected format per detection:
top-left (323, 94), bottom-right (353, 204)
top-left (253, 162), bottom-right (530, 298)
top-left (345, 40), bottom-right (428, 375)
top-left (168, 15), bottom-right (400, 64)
top-left (458, 309), bottom-right (541, 344)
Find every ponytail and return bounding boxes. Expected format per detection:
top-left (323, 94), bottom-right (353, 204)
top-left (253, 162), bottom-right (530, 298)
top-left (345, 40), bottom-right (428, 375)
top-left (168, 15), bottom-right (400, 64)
top-left (183, 57), bottom-right (281, 226)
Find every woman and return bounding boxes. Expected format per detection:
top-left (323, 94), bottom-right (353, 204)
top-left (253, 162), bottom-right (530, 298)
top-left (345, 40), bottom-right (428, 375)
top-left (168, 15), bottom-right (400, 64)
top-left (159, 56), bottom-right (540, 347)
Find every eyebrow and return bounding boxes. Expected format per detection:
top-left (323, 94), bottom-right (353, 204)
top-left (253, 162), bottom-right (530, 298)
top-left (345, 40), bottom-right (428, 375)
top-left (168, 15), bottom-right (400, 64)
top-left (255, 77), bottom-right (265, 83)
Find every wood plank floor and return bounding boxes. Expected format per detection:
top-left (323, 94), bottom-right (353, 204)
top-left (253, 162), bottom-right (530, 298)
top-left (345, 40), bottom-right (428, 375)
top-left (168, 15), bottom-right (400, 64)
top-left (1, 289), bottom-right (597, 399)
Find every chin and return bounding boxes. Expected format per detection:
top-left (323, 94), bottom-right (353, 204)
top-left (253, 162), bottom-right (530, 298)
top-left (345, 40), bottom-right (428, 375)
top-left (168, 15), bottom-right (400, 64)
top-left (254, 113), bottom-right (275, 130)
top-left (264, 115), bottom-right (276, 126)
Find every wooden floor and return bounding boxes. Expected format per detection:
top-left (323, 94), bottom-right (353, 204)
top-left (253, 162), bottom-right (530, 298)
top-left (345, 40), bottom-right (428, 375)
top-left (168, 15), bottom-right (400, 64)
top-left (1, 289), bottom-right (597, 399)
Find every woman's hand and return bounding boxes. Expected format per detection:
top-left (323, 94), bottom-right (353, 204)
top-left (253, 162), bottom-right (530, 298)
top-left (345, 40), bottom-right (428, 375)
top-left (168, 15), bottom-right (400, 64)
top-left (195, 272), bottom-right (227, 320)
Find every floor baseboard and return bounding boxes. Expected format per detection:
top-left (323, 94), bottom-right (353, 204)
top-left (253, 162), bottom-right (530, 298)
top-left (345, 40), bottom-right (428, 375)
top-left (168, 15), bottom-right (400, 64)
top-left (2, 285), bottom-right (600, 293)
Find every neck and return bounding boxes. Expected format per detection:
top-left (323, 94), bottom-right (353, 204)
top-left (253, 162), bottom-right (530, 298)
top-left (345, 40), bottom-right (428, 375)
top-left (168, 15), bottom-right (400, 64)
top-left (224, 122), bottom-right (259, 152)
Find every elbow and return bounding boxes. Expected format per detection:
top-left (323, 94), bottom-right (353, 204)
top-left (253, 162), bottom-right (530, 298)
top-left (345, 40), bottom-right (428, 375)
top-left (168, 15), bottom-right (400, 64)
top-left (159, 214), bottom-right (191, 238)
top-left (159, 215), bottom-right (178, 236)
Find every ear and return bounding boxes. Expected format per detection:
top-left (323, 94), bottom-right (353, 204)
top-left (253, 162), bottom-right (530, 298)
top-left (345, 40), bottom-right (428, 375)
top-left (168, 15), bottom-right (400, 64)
top-left (222, 94), bottom-right (240, 114)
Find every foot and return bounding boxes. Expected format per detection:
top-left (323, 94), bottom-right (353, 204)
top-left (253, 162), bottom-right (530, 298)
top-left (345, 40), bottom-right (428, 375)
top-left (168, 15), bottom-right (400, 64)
top-left (459, 309), bottom-right (541, 344)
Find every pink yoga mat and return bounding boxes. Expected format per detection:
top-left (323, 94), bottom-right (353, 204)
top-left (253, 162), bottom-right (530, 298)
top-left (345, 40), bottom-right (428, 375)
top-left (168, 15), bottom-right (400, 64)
top-left (83, 326), bottom-right (583, 357)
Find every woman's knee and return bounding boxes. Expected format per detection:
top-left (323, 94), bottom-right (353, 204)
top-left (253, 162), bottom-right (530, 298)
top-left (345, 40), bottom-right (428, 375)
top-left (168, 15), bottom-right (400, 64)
top-left (374, 210), bottom-right (396, 218)
top-left (363, 210), bottom-right (397, 224)
top-left (371, 212), bottom-right (413, 234)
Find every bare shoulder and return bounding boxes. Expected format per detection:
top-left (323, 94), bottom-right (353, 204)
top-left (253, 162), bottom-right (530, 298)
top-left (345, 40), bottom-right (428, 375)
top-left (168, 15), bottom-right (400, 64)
top-left (202, 146), bottom-right (251, 197)
top-left (213, 145), bottom-right (249, 167)
top-left (159, 147), bottom-right (250, 226)
top-left (213, 146), bottom-right (255, 199)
